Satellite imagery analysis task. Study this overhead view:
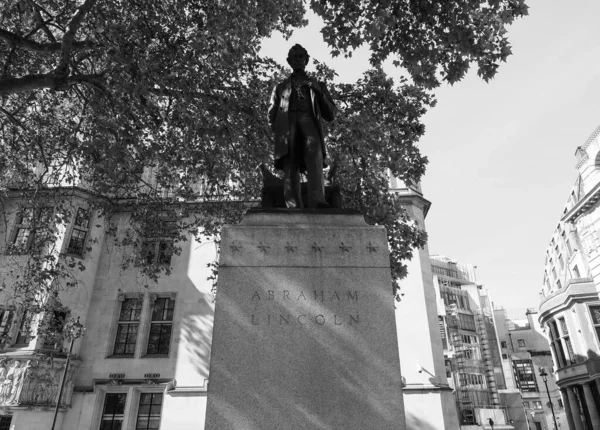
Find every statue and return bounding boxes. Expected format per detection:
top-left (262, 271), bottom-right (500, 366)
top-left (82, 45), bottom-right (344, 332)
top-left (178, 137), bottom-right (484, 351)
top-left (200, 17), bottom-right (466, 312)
top-left (267, 44), bottom-right (336, 209)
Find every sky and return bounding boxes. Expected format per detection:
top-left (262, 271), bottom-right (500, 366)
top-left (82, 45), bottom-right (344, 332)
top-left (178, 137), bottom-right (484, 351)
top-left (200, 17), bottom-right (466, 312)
top-left (260, 0), bottom-right (600, 319)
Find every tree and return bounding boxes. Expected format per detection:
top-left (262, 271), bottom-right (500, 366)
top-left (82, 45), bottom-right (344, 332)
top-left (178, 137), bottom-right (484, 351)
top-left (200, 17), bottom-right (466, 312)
top-left (0, 0), bottom-right (528, 339)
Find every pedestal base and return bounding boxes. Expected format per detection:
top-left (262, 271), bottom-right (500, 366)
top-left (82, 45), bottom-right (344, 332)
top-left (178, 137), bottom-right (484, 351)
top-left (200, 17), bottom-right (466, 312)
top-left (205, 211), bottom-right (405, 430)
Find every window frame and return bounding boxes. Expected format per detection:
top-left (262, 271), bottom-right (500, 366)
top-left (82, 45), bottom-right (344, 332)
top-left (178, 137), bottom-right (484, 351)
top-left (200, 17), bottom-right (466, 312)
top-left (93, 386), bottom-right (167, 430)
top-left (100, 392), bottom-right (128, 430)
top-left (0, 416), bottom-right (12, 430)
top-left (7, 207), bottom-right (54, 255)
top-left (144, 295), bottom-right (175, 357)
top-left (0, 310), bottom-right (14, 345)
top-left (109, 292), bottom-right (177, 359)
top-left (512, 359), bottom-right (539, 392)
top-left (64, 207), bottom-right (92, 258)
top-left (13, 310), bottom-right (33, 347)
top-left (42, 310), bottom-right (68, 350)
top-left (517, 338), bottom-right (526, 348)
top-left (457, 313), bottom-right (477, 332)
top-left (112, 297), bottom-right (143, 357)
top-left (135, 215), bottom-right (177, 268)
top-left (134, 392), bottom-right (164, 430)
top-left (587, 304), bottom-right (600, 352)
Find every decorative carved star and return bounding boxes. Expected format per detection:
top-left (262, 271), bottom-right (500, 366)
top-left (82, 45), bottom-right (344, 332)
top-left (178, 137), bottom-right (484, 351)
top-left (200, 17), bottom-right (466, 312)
top-left (312, 242), bottom-right (324, 252)
top-left (257, 242), bottom-right (270, 253)
top-left (367, 242), bottom-right (378, 252)
top-left (339, 242), bottom-right (352, 252)
top-left (285, 242), bottom-right (297, 252)
top-left (230, 242), bottom-right (243, 252)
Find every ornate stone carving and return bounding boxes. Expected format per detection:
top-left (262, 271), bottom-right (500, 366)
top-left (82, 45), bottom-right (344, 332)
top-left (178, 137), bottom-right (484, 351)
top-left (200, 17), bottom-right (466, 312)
top-left (0, 356), bottom-right (79, 407)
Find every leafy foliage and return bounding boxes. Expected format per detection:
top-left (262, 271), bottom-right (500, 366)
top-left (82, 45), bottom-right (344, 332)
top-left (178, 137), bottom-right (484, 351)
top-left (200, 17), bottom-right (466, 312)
top-left (311, 0), bottom-right (528, 87)
top-left (0, 0), bottom-right (527, 340)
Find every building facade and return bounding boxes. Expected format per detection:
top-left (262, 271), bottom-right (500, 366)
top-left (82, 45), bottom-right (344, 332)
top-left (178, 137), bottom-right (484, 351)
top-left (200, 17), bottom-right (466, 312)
top-left (495, 308), bottom-right (567, 430)
top-left (431, 255), bottom-right (516, 429)
top-left (0, 178), bottom-right (460, 429)
top-left (538, 124), bottom-right (600, 430)
top-left (392, 181), bottom-right (461, 430)
top-left (0, 188), bottom-right (218, 429)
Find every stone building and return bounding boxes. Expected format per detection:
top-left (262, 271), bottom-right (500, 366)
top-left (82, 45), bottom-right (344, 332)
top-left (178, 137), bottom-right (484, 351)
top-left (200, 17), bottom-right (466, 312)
top-left (538, 123), bottom-right (600, 430)
top-left (391, 180), bottom-right (460, 430)
top-left (494, 308), bottom-right (566, 430)
top-left (431, 255), bottom-right (518, 429)
top-left (0, 175), bottom-right (461, 429)
top-left (0, 181), bottom-right (218, 429)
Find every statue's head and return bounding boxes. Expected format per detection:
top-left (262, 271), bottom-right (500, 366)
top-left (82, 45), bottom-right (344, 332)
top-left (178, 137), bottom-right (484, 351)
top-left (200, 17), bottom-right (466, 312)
top-left (287, 44), bottom-right (310, 71)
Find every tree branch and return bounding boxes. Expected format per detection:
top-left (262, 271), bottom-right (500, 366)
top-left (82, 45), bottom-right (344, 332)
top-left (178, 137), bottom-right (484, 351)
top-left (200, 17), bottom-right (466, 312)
top-left (27, 0), bottom-right (57, 43)
top-left (54, 0), bottom-right (97, 77)
top-left (0, 28), bottom-right (93, 53)
top-left (0, 73), bottom-right (104, 95)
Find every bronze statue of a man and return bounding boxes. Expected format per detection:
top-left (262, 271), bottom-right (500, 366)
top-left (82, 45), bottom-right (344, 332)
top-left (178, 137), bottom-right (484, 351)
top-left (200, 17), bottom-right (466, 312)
top-left (267, 44), bottom-right (336, 208)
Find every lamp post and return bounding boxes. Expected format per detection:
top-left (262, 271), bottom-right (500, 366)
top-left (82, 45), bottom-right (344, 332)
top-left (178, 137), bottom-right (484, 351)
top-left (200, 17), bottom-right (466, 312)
top-left (539, 367), bottom-right (559, 430)
top-left (51, 316), bottom-right (85, 430)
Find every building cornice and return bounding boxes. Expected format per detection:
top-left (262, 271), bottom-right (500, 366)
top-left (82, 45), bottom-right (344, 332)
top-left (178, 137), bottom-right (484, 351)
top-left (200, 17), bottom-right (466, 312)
top-left (538, 278), bottom-right (596, 324)
top-left (392, 188), bottom-right (432, 218)
top-left (582, 124), bottom-right (600, 151)
top-left (555, 356), bottom-right (600, 388)
top-left (561, 181), bottom-right (600, 223)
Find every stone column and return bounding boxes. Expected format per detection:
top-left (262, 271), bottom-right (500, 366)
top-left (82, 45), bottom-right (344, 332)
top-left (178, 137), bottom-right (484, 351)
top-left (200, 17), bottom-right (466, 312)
top-left (566, 386), bottom-right (585, 430)
top-left (562, 388), bottom-right (576, 430)
top-left (583, 382), bottom-right (600, 428)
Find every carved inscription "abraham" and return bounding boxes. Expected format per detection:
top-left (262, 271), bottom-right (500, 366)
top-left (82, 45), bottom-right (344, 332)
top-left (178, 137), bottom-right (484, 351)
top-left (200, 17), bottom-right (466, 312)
top-left (251, 290), bottom-right (358, 302)
top-left (250, 289), bottom-right (360, 326)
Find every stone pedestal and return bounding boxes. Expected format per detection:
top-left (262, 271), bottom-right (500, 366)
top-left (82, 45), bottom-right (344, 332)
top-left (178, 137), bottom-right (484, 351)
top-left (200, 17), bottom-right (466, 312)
top-left (205, 210), bottom-right (405, 430)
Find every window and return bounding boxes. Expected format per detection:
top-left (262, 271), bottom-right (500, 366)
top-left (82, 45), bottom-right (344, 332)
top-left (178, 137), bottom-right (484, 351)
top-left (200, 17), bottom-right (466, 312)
top-left (135, 393), bottom-right (163, 429)
top-left (7, 207), bottom-right (53, 254)
top-left (458, 372), bottom-right (486, 388)
top-left (501, 341), bottom-right (507, 348)
top-left (589, 305), bottom-right (600, 347)
top-left (558, 398), bottom-right (564, 409)
top-left (0, 311), bottom-right (13, 341)
top-left (552, 267), bottom-right (557, 280)
top-left (137, 216), bottom-right (176, 266)
top-left (517, 339), bottom-right (526, 347)
top-left (113, 299), bottom-right (142, 356)
top-left (558, 317), bottom-right (576, 364)
top-left (0, 417), bottom-right (11, 430)
top-left (548, 320), bottom-right (568, 368)
top-left (100, 393), bottom-right (127, 430)
top-left (14, 311), bottom-right (32, 345)
top-left (146, 297), bottom-right (174, 355)
top-left (558, 254), bottom-right (564, 269)
top-left (458, 313), bottom-right (477, 331)
top-left (513, 359), bottom-right (539, 392)
top-left (502, 353), bottom-right (508, 359)
top-left (66, 208), bottom-right (91, 256)
top-left (461, 334), bottom-right (478, 344)
top-left (42, 311), bottom-right (67, 349)
top-left (533, 401), bottom-right (543, 410)
top-left (557, 280), bottom-right (562, 289)
top-left (523, 401), bottom-right (530, 409)
top-left (573, 265), bottom-right (581, 278)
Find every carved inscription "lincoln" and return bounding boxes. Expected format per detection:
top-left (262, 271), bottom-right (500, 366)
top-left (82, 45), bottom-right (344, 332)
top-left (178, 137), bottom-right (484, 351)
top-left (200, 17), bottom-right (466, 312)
top-left (250, 290), bottom-right (360, 326)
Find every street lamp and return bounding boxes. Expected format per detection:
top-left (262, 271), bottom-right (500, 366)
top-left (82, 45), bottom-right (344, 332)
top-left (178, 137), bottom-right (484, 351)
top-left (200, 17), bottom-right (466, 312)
top-left (51, 316), bottom-right (85, 430)
top-left (539, 367), bottom-right (559, 430)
